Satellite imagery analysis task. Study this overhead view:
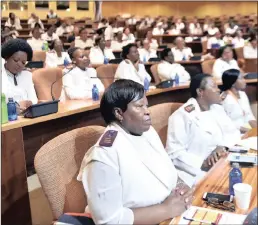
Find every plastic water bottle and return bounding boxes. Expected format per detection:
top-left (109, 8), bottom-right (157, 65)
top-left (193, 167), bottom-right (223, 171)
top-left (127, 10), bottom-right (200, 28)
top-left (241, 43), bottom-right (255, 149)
top-left (144, 77), bottom-right (150, 91)
top-left (104, 57), bottom-right (109, 64)
top-left (229, 163), bottom-right (242, 196)
top-left (182, 55), bottom-right (186, 61)
top-left (1, 94), bottom-right (8, 124)
top-left (143, 55), bottom-right (147, 63)
top-left (64, 57), bottom-right (70, 67)
top-left (92, 84), bottom-right (99, 101)
top-left (174, 73), bottom-right (180, 86)
top-left (7, 98), bottom-right (17, 121)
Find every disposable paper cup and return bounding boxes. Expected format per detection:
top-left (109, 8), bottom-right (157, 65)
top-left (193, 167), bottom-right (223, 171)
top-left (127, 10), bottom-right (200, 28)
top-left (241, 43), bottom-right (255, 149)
top-left (233, 183), bottom-right (252, 210)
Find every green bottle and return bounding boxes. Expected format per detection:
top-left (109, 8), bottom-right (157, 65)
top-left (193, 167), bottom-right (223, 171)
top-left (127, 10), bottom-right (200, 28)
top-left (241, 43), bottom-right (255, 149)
top-left (1, 93), bottom-right (8, 124)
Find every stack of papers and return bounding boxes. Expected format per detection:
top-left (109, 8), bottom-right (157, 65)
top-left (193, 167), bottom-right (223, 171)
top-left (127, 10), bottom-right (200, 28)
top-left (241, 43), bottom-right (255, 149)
top-left (173, 206), bottom-right (246, 225)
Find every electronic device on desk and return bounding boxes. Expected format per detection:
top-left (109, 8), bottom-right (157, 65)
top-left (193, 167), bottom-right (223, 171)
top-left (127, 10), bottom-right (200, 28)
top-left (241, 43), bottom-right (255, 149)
top-left (148, 57), bottom-right (161, 62)
top-left (228, 146), bottom-right (249, 154)
top-left (156, 80), bottom-right (174, 89)
top-left (25, 61), bottom-right (44, 69)
top-left (190, 56), bottom-right (201, 61)
top-left (228, 154), bottom-right (257, 167)
top-left (203, 192), bottom-right (234, 203)
top-left (22, 100), bottom-right (59, 118)
top-left (243, 207), bottom-right (257, 225)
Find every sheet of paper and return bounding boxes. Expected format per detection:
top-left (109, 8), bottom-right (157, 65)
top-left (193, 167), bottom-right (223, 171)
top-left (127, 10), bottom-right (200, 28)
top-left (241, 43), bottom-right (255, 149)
top-left (173, 206), bottom-right (246, 225)
top-left (237, 137), bottom-right (258, 151)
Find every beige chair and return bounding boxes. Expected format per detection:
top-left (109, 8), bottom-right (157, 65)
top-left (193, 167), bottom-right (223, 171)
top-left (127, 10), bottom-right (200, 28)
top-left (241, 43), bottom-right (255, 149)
top-left (32, 67), bottom-right (63, 101)
top-left (96, 64), bottom-right (118, 89)
top-left (202, 40), bottom-right (208, 54)
top-left (201, 59), bottom-right (216, 75)
top-left (244, 59), bottom-right (258, 73)
top-left (34, 126), bottom-right (106, 220)
top-left (32, 51), bottom-right (47, 62)
top-left (150, 64), bottom-right (161, 85)
top-left (235, 47), bottom-right (244, 59)
top-left (149, 102), bottom-right (183, 147)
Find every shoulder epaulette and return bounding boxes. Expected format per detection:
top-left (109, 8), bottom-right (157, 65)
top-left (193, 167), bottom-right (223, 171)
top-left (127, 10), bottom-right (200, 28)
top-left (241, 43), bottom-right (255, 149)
top-left (184, 104), bottom-right (195, 113)
top-left (99, 130), bottom-right (118, 147)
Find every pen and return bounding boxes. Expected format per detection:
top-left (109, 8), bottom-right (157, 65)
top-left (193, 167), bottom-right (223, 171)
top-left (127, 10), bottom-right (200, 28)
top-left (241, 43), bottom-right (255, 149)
top-left (183, 216), bottom-right (216, 225)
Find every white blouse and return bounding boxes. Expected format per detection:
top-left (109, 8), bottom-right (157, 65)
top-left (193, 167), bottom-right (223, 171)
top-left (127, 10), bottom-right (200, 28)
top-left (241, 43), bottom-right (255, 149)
top-left (222, 91), bottom-right (256, 129)
top-left (89, 47), bottom-right (115, 64)
top-left (243, 44), bottom-right (258, 59)
top-left (212, 58), bottom-right (240, 79)
top-left (2, 66), bottom-right (38, 104)
top-left (138, 48), bottom-right (157, 62)
top-left (60, 66), bottom-right (104, 101)
top-left (45, 51), bottom-right (71, 68)
top-left (171, 47), bottom-right (194, 61)
top-left (27, 37), bottom-right (46, 51)
top-left (74, 38), bottom-right (94, 49)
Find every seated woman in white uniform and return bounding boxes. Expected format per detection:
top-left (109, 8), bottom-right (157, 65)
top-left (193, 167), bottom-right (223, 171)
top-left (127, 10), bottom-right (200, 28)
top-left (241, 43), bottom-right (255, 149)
top-left (212, 45), bottom-right (240, 79)
top-left (171, 37), bottom-right (194, 61)
top-left (89, 37), bottom-right (115, 64)
top-left (77, 79), bottom-right (194, 224)
top-left (243, 35), bottom-right (258, 59)
top-left (1, 39), bottom-right (38, 112)
top-left (60, 47), bottom-right (104, 101)
top-left (157, 48), bottom-right (190, 83)
top-left (45, 39), bottom-right (71, 68)
top-left (122, 27), bottom-right (135, 43)
top-left (166, 74), bottom-right (241, 187)
top-left (221, 69), bottom-right (257, 133)
top-left (115, 43), bottom-right (151, 87)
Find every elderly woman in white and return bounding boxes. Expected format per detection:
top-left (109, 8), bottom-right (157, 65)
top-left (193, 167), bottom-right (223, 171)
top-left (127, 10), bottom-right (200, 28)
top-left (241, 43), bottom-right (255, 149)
top-left (243, 35), bottom-right (258, 59)
top-left (89, 37), bottom-right (115, 64)
top-left (77, 79), bottom-right (194, 224)
top-left (115, 43), bottom-right (151, 86)
top-left (166, 74), bottom-right (241, 187)
top-left (212, 45), bottom-right (240, 79)
top-left (157, 48), bottom-right (190, 83)
top-left (221, 69), bottom-right (257, 133)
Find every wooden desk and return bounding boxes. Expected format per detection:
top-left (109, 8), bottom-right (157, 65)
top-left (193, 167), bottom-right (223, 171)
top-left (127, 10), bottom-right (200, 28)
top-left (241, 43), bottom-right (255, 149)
top-left (163, 128), bottom-right (258, 225)
top-left (153, 34), bottom-right (202, 45)
top-left (1, 80), bottom-right (257, 225)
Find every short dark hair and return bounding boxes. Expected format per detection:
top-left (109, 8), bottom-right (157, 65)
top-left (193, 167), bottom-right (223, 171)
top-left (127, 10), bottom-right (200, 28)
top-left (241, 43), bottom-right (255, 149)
top-left (79, 27), bottom-right (87, 34)
top-left (67, 47), bottom-right (80, 60)
top-left (121, 43), bottom-right (137, 59)
top-left (221, 69), bottom-right (240, 91)
top-left (94, 37), bottom-right (104, 46)
top-left (100, 79), bottom-right (145, 124)
top-left (1, 38), bottom-right (33, 61)
top-left (84, 46), bottom-right (91, 51)
top-left (218, 45), bottom-right (232, 58)
top-left (49, 39), bottom-right (62, 50)
top-left (160, 48), bottom-right (172, 60)
top-left (249, 34), bottom-right (257, 42)
top-left (190, 73), bottom-right (211, 98)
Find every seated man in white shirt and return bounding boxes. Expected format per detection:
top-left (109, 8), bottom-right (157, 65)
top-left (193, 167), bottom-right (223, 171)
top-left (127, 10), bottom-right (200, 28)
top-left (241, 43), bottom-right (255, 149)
top-left (46, 9), bottom-right (57, 19)
top-left (74, 27), bottom-right (94, 49)
top-left (166, 23), bottom-right (181, 35)
top-left (45, 39), bottom-right (71, 68)
top-left (207, 31), bottom-right (225, 49)
top-left (188, 18), bottom-right (202, 35)
top-left (27, 27), bottom-right (46, 51)
top-left (1, 39), bottom-right (38, 112)
top-left (122, 27), bottom-right (135, 43)
top-left (243, 35), bottom-right (257, 59)
top-left (104, 20), bottom-right (116, 41)
top-left (138, 40), bottom-right (157, 62)
top-left (111, 31), bottom-right (128, 51)
top-left (212, 45), bottom-right (240, 79)
top-left (89, 37), bottom-right (115, 64)
top-left (232, 30), bottom-right (245, 48)
top-left (41, 25), bottom-right (59, 41)
top-left (28, 13), bottom-right (44, 30)
top-left (98, 18), bottom-right (108, 29)
top-left (56, 22), bottom-right (68, 37)
top-left (158, 48), bottom-right (190, 83)
top-left (172, 37), bottom-right (194, 61)
top-left (175, 18), bottom-right (185, 31)
top-left (115, 43), bottom-right (151, 86)
top-left (60, 47), bottom-right (104, 101)
top-left (207, 23), bottom-right (219, 36)
top-left (152, 22), bottom-right (164, 35)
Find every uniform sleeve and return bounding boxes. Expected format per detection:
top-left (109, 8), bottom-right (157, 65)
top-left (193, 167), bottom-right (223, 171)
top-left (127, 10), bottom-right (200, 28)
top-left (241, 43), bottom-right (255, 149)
top-left (139, 64), bottom-right (151, 82)
top-left (178, 65), bottom-right (190, 82)
top-left (115, 62), bottom-right (130, 80)
top-left (166, 112), bottom-right (204, 175)
top-left (242, 92), bottom-right (256, 122)
top-left (26, 72), bottom-right (38, 104)
top-left (82, 161), bottom-right (134, 224)
top-left (62, 73), bottom-right (89, 100)
top-left (212, 59), bottom-right (223, 79)
top-left (157, 63), bottom-right (173, 80)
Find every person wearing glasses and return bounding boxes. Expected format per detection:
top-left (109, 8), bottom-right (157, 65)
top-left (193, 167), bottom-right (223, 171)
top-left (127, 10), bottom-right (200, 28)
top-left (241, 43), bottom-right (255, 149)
top-left (77, 79), bottom-right (194, 224)
top-left (1, 39), bottom-right (38, 112)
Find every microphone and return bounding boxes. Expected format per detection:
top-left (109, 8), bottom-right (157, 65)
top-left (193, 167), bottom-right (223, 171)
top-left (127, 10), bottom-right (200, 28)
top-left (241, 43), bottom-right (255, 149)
top-left (51, 65), bottom-right (75, 101)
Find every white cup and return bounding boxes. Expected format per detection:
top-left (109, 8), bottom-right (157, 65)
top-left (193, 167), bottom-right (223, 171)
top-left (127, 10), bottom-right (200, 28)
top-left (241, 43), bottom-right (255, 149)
top-left (233, 183), bottom-right (252, 210)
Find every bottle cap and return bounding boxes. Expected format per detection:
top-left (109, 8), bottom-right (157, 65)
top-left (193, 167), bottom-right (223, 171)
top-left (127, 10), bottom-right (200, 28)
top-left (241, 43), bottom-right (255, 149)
top-left (8, 97), bottom-right (14, 102)
top-left (232, 162), bottom-right (240, 168)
